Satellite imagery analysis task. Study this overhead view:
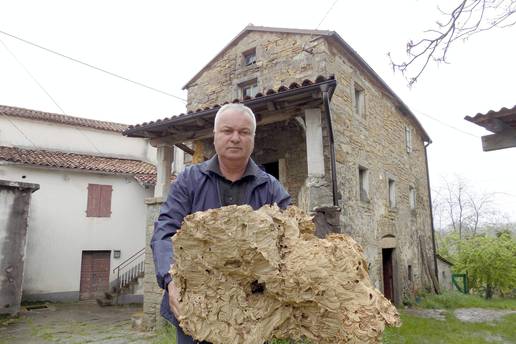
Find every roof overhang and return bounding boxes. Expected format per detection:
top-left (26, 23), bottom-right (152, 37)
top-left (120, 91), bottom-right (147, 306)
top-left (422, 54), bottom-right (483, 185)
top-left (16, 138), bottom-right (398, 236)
top-left (124, 77), bottom-right (337, 146)
top-left (465, 105), bottom-right (516, 151)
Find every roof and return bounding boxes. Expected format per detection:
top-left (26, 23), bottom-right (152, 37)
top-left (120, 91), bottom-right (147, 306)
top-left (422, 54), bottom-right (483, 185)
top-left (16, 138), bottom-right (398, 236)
top-left (436, 254), bottom-right (454, 266)
top-left (0, 105), bottom-right (129, 133)
top-left (0, 146), bottom-right (157, 184)
top-left (181, 25), bottom-right (430, 142)
top-left (124, 75), bottom-right (336, 137)
top-left (465, 105), bottom-right (516, 132)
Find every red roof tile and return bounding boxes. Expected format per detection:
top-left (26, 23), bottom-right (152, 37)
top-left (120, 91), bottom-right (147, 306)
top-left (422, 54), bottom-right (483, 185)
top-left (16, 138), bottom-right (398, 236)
top-left (0, 146), bottom-right (155, 175)
top-left (125, 75), bottom-right (335, 132)
top-left (0, 105), bottom-right (129, 132)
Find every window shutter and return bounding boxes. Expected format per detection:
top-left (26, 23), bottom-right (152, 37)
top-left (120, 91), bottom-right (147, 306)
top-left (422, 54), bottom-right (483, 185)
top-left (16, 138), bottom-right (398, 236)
top-left (99, 185), bottom-right (113, 217)
top-left (86, 184), bottom-right (101, 217)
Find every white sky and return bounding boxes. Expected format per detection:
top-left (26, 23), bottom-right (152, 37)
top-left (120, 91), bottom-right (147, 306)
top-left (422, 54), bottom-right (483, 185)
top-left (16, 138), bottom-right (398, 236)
top-left (1, 0), bottom-right (515, 220)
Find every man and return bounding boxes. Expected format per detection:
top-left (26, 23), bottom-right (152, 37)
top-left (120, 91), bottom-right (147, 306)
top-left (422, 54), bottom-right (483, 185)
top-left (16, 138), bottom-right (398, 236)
top-left (151, 103), bottom-right (291, 344)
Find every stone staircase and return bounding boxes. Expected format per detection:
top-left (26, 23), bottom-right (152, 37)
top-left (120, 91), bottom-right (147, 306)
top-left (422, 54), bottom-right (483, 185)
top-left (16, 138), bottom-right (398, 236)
top-left (97, 248), bottom-right (145, 306)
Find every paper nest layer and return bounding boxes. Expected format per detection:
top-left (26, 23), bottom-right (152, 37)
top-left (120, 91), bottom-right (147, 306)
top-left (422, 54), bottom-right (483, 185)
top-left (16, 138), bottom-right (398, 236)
top-left (170, 205), bottom-right (400, 344)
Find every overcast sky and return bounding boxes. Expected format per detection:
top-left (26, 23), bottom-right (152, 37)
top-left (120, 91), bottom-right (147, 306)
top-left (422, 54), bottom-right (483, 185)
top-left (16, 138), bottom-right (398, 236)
top-left (1, 0), bottom-right (515, 220)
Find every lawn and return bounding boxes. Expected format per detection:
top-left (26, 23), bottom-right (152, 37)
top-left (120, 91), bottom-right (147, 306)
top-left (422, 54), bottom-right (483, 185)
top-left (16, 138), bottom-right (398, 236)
top-left (384, 292), bottom-right (516, 344)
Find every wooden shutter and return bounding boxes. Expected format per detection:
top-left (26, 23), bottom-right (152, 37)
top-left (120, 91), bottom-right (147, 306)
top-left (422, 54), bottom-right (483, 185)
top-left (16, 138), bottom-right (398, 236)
top-left (86, 184), bottom-right (100, 217)
top-left (86, 184), bottom-right (112, 217)
top-left (99, 185), bottom-right (113, 217)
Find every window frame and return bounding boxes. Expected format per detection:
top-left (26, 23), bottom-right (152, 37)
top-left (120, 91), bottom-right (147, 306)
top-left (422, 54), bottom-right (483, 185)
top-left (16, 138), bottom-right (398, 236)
top-left (353, 82), bottom-right (365, 117)
top-left (405, 126), bottom-right (413, 153)
top-left (358, 165), bottom-right (369, 203)
top-left (239, 78), bottom-right (258, 98)
top-left (388, 178), bottom-right (396, 208)
top-left (409, 185), bottom-right (416, 210)
top-left (242, 48), bottom-right (257, 66)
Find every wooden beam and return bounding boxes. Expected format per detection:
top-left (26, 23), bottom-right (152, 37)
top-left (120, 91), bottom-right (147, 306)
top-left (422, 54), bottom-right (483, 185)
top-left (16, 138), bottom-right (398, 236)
top-left (150, 127), bottom-right (214, 146)
top-left (481, 128), bottom-right (516, 151)
top-left (175, 143), bottom-right (210, 161)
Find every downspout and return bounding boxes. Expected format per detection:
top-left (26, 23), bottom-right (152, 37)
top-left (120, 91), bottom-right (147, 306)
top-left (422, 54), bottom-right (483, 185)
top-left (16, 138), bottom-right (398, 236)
top-left (424, 140), bottom-right (439, 288)
top-left (321, 85), bottom-right (339, 206)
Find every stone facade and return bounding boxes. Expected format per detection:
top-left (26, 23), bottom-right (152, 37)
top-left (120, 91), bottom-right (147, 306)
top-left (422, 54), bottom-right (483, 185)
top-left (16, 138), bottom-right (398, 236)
top-left (184, 29), bottom-right (436, 305)
top-left (142, 197), bottom-right (167, 330)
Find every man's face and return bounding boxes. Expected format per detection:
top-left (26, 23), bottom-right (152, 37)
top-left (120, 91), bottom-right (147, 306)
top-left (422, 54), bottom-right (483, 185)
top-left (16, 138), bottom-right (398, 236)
top-left (213, 109), bottom-right (255, 163)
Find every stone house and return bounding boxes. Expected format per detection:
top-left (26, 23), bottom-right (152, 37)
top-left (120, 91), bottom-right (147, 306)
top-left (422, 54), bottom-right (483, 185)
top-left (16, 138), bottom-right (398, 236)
top-left (124, 25), bottom-right (438, 328)
top-left (0, 105), bottom-right (175, 303)
top-left (436, 254), bottom-right (454, 291)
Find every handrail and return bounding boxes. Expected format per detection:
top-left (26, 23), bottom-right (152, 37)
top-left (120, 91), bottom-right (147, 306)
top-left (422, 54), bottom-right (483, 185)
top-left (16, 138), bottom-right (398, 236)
top-left (112, 248), bottom-right (145, 274)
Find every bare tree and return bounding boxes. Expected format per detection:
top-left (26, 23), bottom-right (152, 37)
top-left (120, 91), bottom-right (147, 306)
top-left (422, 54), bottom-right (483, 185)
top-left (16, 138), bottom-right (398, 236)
top-left (432, 175), bottom-right (500, 239)
top-left (389, 0), bottom-right (516, 85)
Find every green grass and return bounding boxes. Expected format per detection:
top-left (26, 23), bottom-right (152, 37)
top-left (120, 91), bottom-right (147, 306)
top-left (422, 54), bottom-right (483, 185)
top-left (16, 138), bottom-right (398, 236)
top-left (419, 292), bottom-right (516, 310)
top-left (153, 294), bottom-right (516, 344)
top-left (152, 322), bottom-right (177, 344)
top-left (383, 311), bottom-right (516, 344)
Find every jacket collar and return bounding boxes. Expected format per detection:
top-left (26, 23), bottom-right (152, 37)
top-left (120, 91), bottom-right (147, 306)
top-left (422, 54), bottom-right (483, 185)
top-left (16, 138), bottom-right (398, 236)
top-left (200, 155), bottom-right (269, 185)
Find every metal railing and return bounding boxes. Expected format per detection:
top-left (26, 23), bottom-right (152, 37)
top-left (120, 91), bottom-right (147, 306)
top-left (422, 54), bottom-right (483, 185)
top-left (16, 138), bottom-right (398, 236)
top-left (112, 248), bottom-right (145, 291)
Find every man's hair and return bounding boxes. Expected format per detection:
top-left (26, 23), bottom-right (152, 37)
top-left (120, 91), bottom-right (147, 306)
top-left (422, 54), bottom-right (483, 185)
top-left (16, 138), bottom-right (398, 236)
top-left (213, 103), bottom-right (257, 135)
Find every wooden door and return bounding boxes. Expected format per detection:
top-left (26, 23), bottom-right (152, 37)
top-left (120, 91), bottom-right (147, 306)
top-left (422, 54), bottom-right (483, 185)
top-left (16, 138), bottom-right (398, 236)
top-left (79, 251), bottom-right (111, 300)
top-left (382, 248), bottom-right (394, 302)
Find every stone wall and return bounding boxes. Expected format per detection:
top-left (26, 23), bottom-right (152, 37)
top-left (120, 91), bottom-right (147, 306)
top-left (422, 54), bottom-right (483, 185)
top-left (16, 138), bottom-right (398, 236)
top-left (323, 39), bottom-right (435, 302)
top-left (186, 32), bottom-right (330, 111)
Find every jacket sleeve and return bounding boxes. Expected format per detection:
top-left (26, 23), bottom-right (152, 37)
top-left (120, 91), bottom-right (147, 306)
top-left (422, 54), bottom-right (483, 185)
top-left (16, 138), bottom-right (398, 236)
top-left (151, 169), bottom-right (192, 289)
top-left (271, 177), bottom-right (291, 209)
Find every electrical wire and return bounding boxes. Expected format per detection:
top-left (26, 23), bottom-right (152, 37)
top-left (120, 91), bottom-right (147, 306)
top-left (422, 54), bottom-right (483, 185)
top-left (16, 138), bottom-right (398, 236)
top-left (316, 0), bottom-right (339, 30)
top-left (1, 37), bottom-right (102, 153)
top-left (0, 29), bottom-right (187, 102)
top-left (414, 109), bottom-right (480, 138)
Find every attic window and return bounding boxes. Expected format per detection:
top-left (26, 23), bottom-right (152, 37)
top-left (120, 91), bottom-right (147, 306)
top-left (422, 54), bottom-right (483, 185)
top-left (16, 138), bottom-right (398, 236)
top-left (243, 49), bottom-right (256, 66)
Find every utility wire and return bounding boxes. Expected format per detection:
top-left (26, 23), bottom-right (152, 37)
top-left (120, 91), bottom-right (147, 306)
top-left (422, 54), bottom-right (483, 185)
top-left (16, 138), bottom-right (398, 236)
top-left (1, 113), bottom-right (39, 148)
top-left (413, 109), bottom-right (480, 139)
top-left (316, 0), bottom-right (339, 30)
top-left (0, 29), bottom-right (187, 102)
top-left (1, 37), bottom-right (67, 115)
top-left (1, 37), bottom-right (102, 154)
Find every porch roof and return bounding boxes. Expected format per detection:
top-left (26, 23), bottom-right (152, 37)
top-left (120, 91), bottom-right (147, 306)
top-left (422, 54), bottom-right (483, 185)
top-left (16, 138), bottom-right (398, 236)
top-left (465, 105), bottom-right (516, 151)
top-left (123, 75), bottom-right (337, 144)
top-left (465, 105), bottom-right (516, 132)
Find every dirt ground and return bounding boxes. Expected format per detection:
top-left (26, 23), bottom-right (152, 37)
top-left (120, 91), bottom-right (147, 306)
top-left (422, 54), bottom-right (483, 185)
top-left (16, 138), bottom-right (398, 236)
top-left (0, 302), bottom-right (156, 344)
top-left (404, 307), bottom-right (516, 322)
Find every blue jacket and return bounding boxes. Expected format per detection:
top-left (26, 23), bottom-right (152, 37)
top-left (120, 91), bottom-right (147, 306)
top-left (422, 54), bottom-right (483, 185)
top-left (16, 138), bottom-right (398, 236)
top-left (151, 156), bottom-right (291, 324)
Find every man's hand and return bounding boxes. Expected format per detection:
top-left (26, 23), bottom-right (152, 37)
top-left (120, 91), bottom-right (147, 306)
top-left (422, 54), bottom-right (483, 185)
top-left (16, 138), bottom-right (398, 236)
top-left (168, 280), bottom-right (180, 318)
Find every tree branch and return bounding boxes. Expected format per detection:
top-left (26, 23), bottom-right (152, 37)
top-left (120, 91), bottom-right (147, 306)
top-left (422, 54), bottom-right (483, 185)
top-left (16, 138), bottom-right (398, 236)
top-left (389, 0), bottom-right (516, 86)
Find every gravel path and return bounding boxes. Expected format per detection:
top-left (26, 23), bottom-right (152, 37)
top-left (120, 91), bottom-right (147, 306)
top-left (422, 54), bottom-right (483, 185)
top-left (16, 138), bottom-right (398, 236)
top-left (0, 302), bottom-right (155, 344)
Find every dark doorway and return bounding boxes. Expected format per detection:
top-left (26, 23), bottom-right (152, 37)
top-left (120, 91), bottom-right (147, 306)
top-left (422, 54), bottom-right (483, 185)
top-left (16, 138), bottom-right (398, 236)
top-left (262, 161), bottom-right (279, 179)
top-left (79, 251), bottom-right (111, 300)
top-left (382, 248), bottom-right (395, 302)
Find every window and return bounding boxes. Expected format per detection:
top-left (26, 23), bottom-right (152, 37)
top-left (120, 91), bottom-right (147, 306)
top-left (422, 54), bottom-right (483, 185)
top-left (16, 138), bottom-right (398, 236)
top-left (243, 49), bottom-right (256, 66)
top-left (86, 184), bottom-right (112, 217)
top-left (353, 82), bottom-right (365, 117)
top-left (388, 178), bottom-right (396, 208)
top-left (408, 265), bottom-right (413, 282)
top-left (240, 80), bottom-right (258, 98)
top-left (409, 186), bottom-right (416, 209)
top-left (405, 126), bottom-right (413, 153)
top-left (358, 166), bottom-right (369, 202)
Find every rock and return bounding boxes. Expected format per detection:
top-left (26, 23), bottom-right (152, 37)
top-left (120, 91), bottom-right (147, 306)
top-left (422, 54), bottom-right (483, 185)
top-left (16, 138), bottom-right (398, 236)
top-left (171, 205), bottom-right (400, 344)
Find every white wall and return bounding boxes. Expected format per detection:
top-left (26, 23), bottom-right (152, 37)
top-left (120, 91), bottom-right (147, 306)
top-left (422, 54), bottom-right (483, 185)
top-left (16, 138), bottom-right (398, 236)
top-left (0, 116), bottom-right (157, 163)
top-left (0, 164), bottom-right (153, 298)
